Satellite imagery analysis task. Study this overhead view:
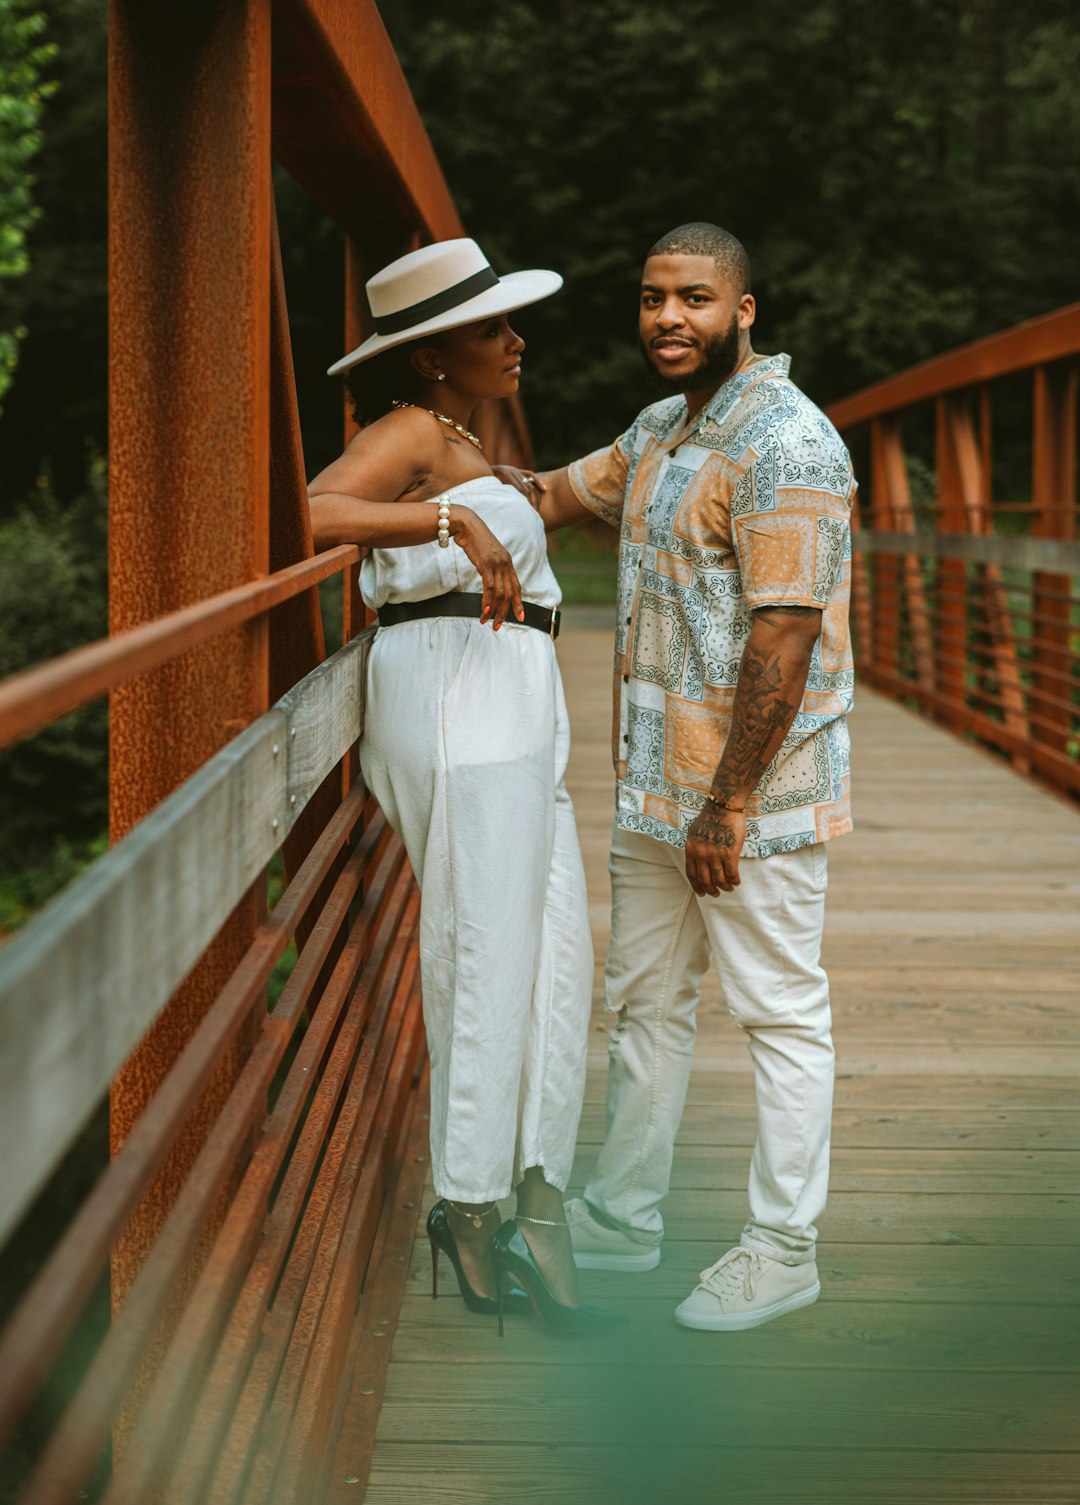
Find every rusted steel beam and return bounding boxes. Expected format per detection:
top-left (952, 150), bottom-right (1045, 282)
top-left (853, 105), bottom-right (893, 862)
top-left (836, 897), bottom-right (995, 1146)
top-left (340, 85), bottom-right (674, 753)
top-left (1031, 363), bottom-right (1078, 766)
top-left (875, 420), bottom-right (934, 692)
top-left (828, 302), bottom-right (1080, 429)
top-left (271, 0), bottom-right (462, 242)
top-left (107, 0), bottom-right (275, 1429)
top-left (269, 198), bottom-right (326, 704)
top-left (868, 420), bottom-right (901, 684)
top-left (0, 547), bottom-right (357, 751)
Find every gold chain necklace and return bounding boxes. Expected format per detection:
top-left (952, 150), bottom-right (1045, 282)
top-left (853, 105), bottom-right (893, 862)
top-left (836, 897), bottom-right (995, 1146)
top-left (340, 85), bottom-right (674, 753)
top-left (390, 399), bottom-right (483, 451)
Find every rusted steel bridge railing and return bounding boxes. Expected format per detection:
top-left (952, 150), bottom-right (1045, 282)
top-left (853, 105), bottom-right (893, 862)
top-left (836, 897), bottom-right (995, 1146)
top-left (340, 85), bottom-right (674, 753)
top-left (0, 4), bottom-right (528, 1502)
top-left (827, 304), bottom-right (1080, 799)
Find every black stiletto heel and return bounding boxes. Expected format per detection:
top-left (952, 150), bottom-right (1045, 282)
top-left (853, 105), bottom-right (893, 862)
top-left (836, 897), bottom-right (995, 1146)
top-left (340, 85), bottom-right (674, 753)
top-left (492, 1220), bottom-right (628, 1335)
top-left (426, 1200), bottom-right (529, 1317)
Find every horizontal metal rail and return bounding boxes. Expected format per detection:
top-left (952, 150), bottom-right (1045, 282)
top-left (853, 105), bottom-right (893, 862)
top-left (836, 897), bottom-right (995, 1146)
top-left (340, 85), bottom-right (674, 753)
top-left (828, 302), bottom-right (1080, 428)
top-left (0, 545), bottom-right (359, 750)
top-left (828, 306), bottom-right (1078, 802)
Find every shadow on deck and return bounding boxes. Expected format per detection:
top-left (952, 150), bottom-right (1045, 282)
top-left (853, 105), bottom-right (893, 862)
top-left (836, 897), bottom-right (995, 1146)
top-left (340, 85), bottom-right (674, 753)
top-left (344, 627), bottom-right (1080, 1505)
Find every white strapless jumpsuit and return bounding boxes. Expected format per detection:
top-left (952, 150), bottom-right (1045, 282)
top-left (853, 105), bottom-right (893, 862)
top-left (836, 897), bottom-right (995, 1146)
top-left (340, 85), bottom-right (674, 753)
top-left (359, 476), bottom-right (593, 1201)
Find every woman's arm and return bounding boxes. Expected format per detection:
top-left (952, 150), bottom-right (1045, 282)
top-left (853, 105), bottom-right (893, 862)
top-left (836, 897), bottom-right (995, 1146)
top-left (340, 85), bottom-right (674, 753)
top-left (307, 409), bottom-right (525, 628)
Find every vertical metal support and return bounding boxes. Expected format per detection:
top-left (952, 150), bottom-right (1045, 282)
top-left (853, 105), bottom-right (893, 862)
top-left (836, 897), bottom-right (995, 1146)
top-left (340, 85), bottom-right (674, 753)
top-left (1031, 362), bottom-right (1078, 774)
top-left (107, 0), bottom-right (271, 1354)
top-left (342, 235), bottom-right (371, 649)
top-left (876, 418), bottom-right (934, 693)
top-left (935, 398), bottom-right (972, 730)
top-left (938, 396), bottom-right (1029, 762)
top-left (869, 419), bottom-right (899, 687)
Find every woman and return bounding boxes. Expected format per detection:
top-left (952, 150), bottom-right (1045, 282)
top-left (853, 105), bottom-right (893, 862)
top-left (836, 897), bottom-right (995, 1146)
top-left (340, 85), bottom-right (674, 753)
top-left (308, 238), bottom-right (617, 1333)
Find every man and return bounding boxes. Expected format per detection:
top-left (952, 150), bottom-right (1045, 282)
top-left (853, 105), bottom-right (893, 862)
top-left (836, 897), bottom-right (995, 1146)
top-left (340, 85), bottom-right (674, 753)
top-left (536, 222), bottom-right (855, 1331)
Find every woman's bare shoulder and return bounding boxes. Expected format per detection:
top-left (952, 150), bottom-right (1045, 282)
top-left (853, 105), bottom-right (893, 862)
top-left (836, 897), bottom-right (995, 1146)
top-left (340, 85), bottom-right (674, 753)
top-left (310, 407), bottom-right (438, 500)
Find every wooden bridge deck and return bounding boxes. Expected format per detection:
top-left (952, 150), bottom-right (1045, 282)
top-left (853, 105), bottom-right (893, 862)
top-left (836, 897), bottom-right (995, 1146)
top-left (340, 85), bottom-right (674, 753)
top-left (333, 627), bottom-right (1080, 1505)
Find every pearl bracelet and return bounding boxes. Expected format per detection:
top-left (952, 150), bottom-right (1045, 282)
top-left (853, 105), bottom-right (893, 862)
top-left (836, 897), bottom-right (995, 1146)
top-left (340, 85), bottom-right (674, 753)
top-left (437, 498), bottom-right (451, 548)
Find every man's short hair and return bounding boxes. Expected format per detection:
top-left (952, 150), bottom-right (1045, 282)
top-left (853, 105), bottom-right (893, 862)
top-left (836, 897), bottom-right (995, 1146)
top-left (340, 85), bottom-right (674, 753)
top-left (647, 222), bottom-right (751, 295)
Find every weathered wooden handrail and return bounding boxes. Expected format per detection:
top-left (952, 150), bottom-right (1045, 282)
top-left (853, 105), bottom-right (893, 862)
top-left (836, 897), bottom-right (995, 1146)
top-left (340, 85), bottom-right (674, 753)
top-left (827, 304), bottom-right (1078, 801)
top-left (853, 529), bottom-right (1080, 576)
top-left (0, 625), bottom-right (373, 1247)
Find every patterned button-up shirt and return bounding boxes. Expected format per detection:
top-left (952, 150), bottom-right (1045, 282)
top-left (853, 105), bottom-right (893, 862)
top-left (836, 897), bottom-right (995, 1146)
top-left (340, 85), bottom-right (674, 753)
top-left (567, 352), bottom-right (855, 858)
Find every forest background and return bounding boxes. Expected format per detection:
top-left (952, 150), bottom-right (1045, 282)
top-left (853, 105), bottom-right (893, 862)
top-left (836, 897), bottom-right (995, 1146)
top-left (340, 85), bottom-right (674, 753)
top-left (0, 0), bottom-right (1078, 927)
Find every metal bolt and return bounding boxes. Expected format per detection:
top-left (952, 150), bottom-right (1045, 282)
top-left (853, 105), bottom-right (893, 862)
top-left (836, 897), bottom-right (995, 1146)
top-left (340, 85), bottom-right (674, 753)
top-left (272, 743), bottom-right (279, 756)
top-left (378, 1315), bottom-right (390, 1325)
top-left (271, 818), bottom-right (279, 831)
top-left (403, 1201), bottom-right (415, 1209)
top-left (344, 1475), bottom-right (361, 1484)
top-left (290, 794), bottom-right (296, 806)
top-left (360, 1386), bottom-right (374, 1396)
top-left (372, 1329), bottom-right (385, 1338)
top-left (290, 726), bottom-right (297, 739)
top-left (413, 1155), bottom-right (425, 1163)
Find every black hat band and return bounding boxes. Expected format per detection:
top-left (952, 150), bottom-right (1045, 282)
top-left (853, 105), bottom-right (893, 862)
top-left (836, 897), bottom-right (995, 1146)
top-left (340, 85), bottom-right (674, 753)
top-left (372, 265), bottom-right (501, 337)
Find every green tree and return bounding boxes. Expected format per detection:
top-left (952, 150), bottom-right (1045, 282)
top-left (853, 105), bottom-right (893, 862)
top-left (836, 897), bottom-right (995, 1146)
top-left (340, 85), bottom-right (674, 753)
top-left (0, 0), bottom-right (56, 412)
top-left (381, 0), bottom-right (1080, 466)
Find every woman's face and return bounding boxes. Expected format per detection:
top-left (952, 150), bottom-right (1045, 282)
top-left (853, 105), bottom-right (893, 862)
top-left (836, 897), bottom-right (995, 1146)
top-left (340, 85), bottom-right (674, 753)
top-left (423, 315), bottom-right (526, 402)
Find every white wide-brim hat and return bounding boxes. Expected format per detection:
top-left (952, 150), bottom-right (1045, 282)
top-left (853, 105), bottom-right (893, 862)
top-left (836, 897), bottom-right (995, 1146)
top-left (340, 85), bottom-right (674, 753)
top-left (326, 237), bottom-right (562, 376)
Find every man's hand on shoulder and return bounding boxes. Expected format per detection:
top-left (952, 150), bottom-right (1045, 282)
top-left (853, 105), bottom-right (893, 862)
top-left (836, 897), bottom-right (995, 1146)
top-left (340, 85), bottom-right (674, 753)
top-left (685, 806), bottom-right (746, 896)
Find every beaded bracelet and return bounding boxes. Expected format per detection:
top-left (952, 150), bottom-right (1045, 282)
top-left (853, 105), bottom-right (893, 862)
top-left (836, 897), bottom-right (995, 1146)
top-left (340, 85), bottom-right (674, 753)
top-left (706, 791), bottom-right (746, 814)
top-left (437, 498), bottom-right (451, 548)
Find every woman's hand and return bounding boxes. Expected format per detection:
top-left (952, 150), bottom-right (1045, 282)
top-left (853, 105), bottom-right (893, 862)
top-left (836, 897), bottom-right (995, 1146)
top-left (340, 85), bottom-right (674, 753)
top-left (491, 464), bottom-right (547, 510)
top-left (450, 506), bottom-right (525, 630)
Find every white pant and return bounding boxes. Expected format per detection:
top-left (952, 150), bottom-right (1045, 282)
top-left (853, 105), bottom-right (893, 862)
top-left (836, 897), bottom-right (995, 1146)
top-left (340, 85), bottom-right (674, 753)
top-left (360, 618), bottom-right (594, 1202)
top-left (584, 825), bottom-right (834, 1264)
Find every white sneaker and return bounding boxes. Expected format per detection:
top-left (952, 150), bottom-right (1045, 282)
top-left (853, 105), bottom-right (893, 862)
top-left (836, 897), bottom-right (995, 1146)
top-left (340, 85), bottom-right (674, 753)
top-left (566, 1198), bottom-right (661, 1272)
top-left (674, 1247), bottom-right (820, 1331)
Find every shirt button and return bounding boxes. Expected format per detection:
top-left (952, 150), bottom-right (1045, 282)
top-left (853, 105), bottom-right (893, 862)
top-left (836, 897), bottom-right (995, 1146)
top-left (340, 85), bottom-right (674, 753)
top-left (622, 674), bottom-right (629, 683)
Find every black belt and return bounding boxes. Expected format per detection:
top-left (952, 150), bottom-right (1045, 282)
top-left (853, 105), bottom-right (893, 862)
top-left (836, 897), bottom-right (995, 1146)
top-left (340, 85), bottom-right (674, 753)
top-left (377, 591), bottom-right (561, 640)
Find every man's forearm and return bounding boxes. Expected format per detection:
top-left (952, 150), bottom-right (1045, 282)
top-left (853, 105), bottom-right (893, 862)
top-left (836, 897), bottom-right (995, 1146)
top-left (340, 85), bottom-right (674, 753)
top-left (536, 466), bottom-right (595, 531)
top-left (710, 606), bottom-right (822, 806)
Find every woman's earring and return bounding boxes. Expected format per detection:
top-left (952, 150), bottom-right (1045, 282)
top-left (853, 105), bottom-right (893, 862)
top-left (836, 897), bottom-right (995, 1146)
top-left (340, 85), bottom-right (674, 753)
top-left (436, 373), bottom-right (447, 382)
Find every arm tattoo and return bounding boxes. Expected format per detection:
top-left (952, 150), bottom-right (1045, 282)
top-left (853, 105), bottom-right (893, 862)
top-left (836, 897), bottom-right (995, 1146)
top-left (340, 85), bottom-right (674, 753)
top-left (713, 645), bottom-right (799, 801)
top-left (690, 808), bottom-right (738, 848)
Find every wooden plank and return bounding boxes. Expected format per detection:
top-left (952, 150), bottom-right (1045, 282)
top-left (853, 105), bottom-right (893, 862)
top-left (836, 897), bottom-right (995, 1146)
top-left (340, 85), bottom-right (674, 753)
top-left (372, 1365), bottom-right (1080, 1451)
top-left (386, 1299), bottom-right (1078, 1372)
top-left (323, 1074), bottom-right (433, 1504)
top-left (400, 1241), bottom-right (1080, 1307)
top-left (0, 631), bottom-right (371, 1245)
top-left (363, 639), bottom-right (1080, 1505)
top-left (365, 1445), bottom-right (1080, 1505)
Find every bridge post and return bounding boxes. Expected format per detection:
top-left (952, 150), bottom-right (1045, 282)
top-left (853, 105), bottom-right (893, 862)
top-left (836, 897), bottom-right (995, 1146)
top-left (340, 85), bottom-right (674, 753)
top-left (107, 0), bottom-right (272, 1381)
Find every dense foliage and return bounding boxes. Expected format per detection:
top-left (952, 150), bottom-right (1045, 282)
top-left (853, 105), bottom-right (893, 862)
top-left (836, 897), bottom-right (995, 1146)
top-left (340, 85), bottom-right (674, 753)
top-left (0, 0), bottom-right (56, 412)
top-left (382, 0), bottom-right (1080, 465)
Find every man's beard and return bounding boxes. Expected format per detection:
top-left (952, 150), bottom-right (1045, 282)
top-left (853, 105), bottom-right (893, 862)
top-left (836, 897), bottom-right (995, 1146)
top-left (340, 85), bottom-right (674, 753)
top-left (641, 313), bottom-right (741, 395)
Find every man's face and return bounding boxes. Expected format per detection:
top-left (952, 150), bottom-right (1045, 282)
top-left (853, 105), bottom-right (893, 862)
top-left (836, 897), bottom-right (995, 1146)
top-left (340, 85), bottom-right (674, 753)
top-left (638, 254), bottom-right (754, 395)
